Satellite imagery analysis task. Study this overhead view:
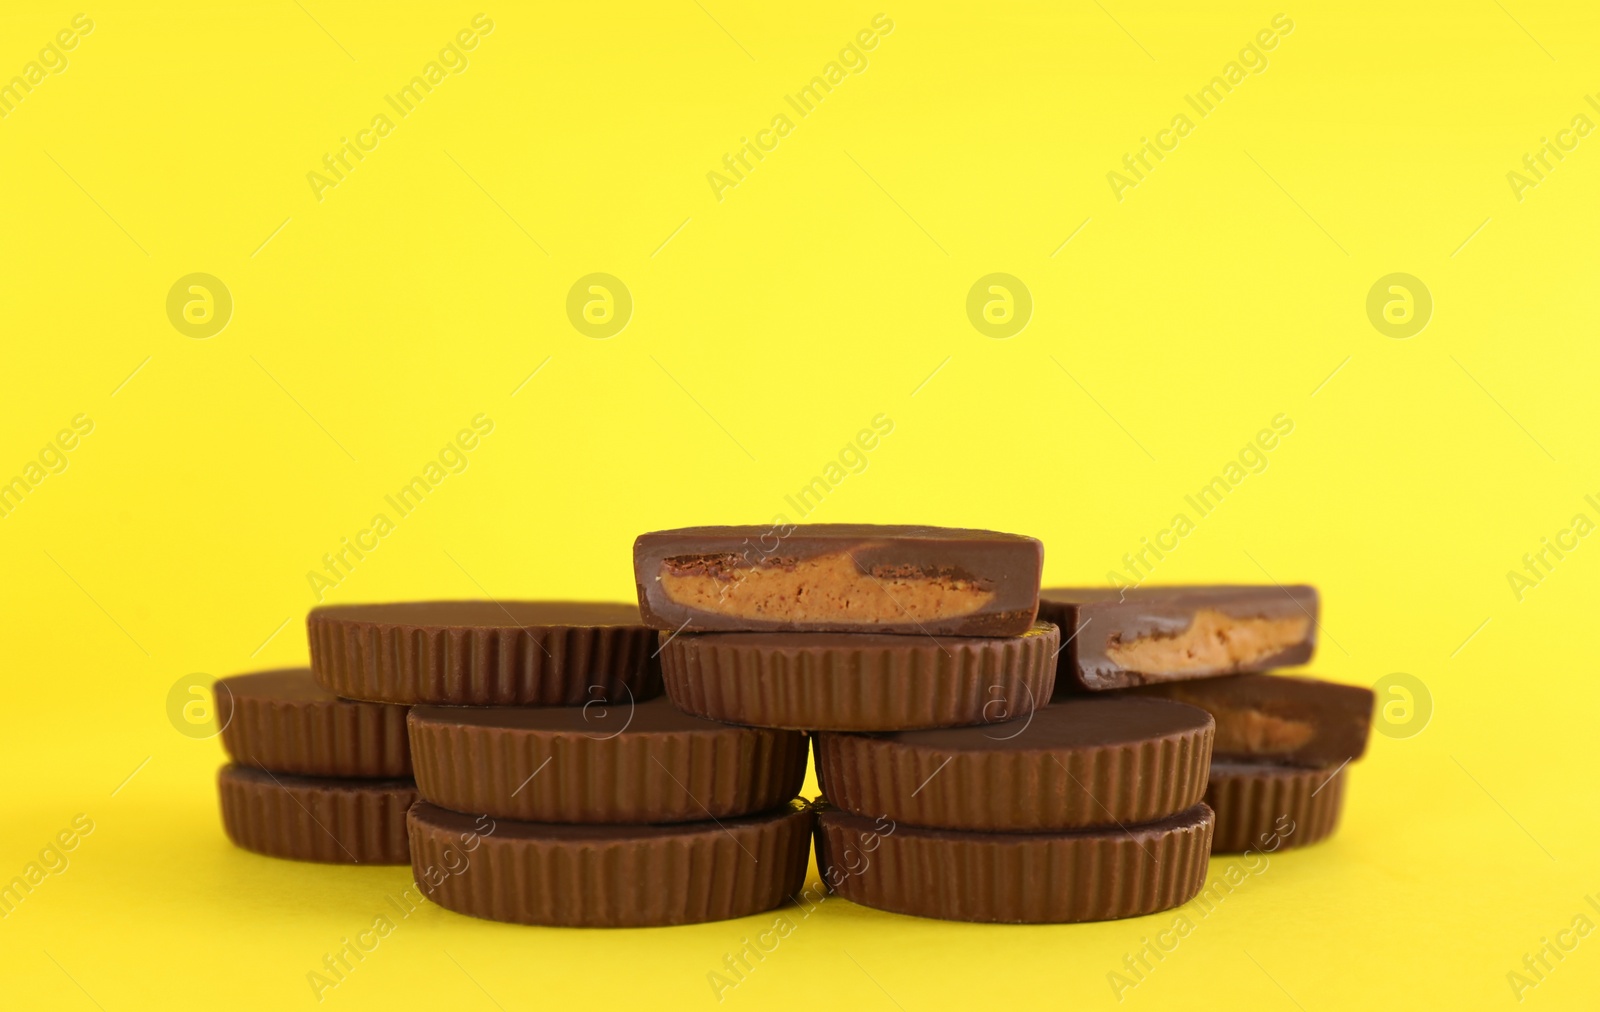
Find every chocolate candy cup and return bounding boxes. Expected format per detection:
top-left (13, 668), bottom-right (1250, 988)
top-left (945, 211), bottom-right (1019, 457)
top-left (216, 668), bottom-right (410, 778)
top-left (815, 697), bottom-right (1213, 831)
top-left (408, 696), bottom-right (807, 823)
top-left (1127, 673), bottom-right (1374, 766)
top-left (408, 800), bottom-right (813, 927)
top-left (635, 524), bottom-right (1043, 636)
top-left (307, 600), bottom-right (659, 705)
top-left (217, 764), bottom-right (414, 864)
top-left (814, 803), bottom-right (1213, 923)
top-left (659, 622), bottom-right (1058, 731)
top-left (1039, 585), bottom-right (1318, 690)
top-left (1206, 761), bottom-right (1347, 853)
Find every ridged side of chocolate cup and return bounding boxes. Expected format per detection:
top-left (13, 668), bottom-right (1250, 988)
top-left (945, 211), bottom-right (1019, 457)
top-left (814, 714), bottom-right (1212, 831)
top-left (815, 804), bottom-right (1213, 923)
top-left (307, 616), bottom-right (660, 706)
top-left (1206, 762), bottom-right (1346, 853)
top-left (217, 673), bottom-right (411, 777)
top-left (408, 710), bottom-right (808, 822)
top-left (217, 764), bottom-right (415, 864)
top-left (408, 800), bottom-right (814, 927)
top-left (659, 623), bottom-right (1058, 731)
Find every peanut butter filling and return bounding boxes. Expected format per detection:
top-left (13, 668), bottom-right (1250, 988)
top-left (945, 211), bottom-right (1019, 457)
top-left (657, 550), bottom-right (995, 625)
top-left (1210, 707), bottom-right (1314, 754)
top-left (1105, 609), bottom-right (1310, 675)
top-left (1146, 684), bottom-right (1316, 754)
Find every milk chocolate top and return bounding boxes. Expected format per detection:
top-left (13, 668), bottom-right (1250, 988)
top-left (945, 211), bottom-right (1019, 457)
top-left (420, 798), bottom-right (809, 842)
top-left (875, 696), bottom-right (1212, 752)
top-left (223, 669), bottom-right (348, 702)
top-left (634, 524), bottom-right (1043, 636)
top-left (310, 600), bottom-right (643, 628)
top-left (1126, 673), bottom-right (1373, 766)
top-left (412, 695), bottom-right (735, 735)
top-left (1040, 584), bottom-right (1318, 690)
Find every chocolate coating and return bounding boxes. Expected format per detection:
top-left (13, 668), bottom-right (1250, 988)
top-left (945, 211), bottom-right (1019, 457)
top-left (659, 622), bottom-right (1058, 731)
top-left (409, 799), bottom-right (814, 927)
top-left (1206, 761), bottom-right (1347, 853)
top-left (815, 698), bottom-right (1213, 831)
top-left (314, 600), bottom-right (644, 627)
top-left (307, 600), bottom-right (659, 705)
top-left (635, 524), bottom-right (1043, 636)
top-left (1040, 585), bottom-right (1319, 690)
top-left (217, 764), bottom-right (415, 864)
top-left (1125, 673), bottom-right (1373, 766)
top-left (408, 697), bottom-right (807, 823)
top-left (815, 803), bottom-right (1213, 923)
top-left (216, 668), bottom-right (411, 778)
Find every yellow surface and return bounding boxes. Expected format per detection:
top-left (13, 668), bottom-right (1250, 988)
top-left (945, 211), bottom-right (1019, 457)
top-left (2, 2), bottom-right (1597, 1009)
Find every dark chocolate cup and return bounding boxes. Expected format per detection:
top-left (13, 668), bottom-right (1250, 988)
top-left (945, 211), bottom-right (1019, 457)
top-left (407, 697), bottom-right (807, 823)
top-left (216, 668), bottom-right (411, 778)
top-left (307, 600), bottom-right (660, 706)
top-left (408, 799), bottom-right (813, 927)
top-left (1205, 761), bottom-right (1347, 853)
top-left (658, 623), bottom-right (1058, 731)
top-left (814, 697), bottom-right (1213, 831)
top-left (814, 803), bottom-right (1213, 923)
top-left (217, 764), bottom-right (415, 864)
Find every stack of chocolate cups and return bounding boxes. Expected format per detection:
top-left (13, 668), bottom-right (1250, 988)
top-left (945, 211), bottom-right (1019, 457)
top-left (812, 698), bottom-right (1216, 922)
top-left (213, 669), bottom-right (416, 864)
top-left (211, 529), bottom-right (1370, 928)
top-left (1041, 587), bottom-right (1374, 854)
top-left (640, 525), bottom-right (1219, 922)
top-left (305, 601), bottom-right (813, 927)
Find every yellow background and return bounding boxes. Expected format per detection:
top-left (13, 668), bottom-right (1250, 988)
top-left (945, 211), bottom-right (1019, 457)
top-left (2, 2), bottom-right (1597, 1009)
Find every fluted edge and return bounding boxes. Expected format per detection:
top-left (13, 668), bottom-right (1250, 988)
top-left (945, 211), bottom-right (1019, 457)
top-left (659, 624), bottom-right (1059, 731)
top-left (815, 722), bottom-right (1212, 831)
top-left (1205, 763), bottom-right (1346, 853)
top-left (408, 715), bottom-right (808, 822)
top-left (307, 616), bottom-right (661, 705)
top-left (217, 764), bottom-right (415, 864)
top-left (219, 693), bottom-right (410, 778)
top-left (408, 800), bottom-right (814, 927)
top-left (815, 803), bottom-right (1213, 923)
